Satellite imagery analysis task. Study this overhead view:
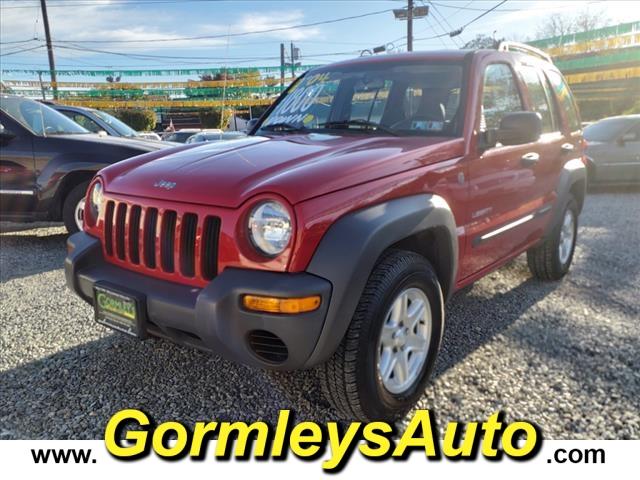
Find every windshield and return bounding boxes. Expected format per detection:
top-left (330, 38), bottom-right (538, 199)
top-left (584, 117), bottom-right (635, 142)
top-left (257, 61), bottom-right (464, 137)
top-left (0, 96), bottom-right (89, 136)
top-left (93, 110), bottom-right (139, 137)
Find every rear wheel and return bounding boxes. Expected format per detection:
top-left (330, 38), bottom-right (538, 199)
top-left (62, 181), bottom-right (90, 234)
top-left (527, 196), bottom-right (578, 280)
top-left (318, 250), bottom-right (444, 421)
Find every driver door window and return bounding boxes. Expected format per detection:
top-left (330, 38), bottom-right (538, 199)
top-left (480, 63), bottom-right (523, 132)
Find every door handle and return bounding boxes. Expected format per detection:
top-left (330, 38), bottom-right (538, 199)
top-left (561, 143), bottom-right (574, 153)
top-left (521, 152), bottom-right (540, 166)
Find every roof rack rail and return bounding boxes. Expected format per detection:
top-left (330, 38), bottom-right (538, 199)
top-left (497, 41), bottom-right (553, 63)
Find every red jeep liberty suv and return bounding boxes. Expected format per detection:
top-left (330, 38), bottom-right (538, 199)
top-left (66, 44), bottom-right (586, 421)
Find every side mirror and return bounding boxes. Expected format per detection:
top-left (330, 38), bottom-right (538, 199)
top-left (0, 125), bottom-right (16, 145)
top-left (496, 111), bottom-right (542, 146)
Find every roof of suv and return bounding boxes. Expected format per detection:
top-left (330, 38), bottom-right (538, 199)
top-left (312, 49), bottom-right (556, 71)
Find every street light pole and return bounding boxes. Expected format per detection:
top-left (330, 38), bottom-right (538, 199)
top-left (280, 43), bottom-right (285, 91)
top-left (407, 0), bottom-right (414, 52)
top-left (40, 0), bottom-right (58, 99)
top-left (393, 2), bottom-right (427, 53)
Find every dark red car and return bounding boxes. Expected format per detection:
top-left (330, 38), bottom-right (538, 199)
top-left (66, 45), bottom-right (586, 420)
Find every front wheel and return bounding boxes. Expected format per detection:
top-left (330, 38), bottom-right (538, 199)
top-left (527, 196), bottom-right (579, 281)
top-left (62, 181), bottom-right (90, 235)
top-left (318, 250), bottom-right (444, 421)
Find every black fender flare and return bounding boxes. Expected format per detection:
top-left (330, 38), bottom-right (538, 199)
top-left (546, 158), bottom-right (587, 237)
top-left (304, 194), bottom-right (457, 367)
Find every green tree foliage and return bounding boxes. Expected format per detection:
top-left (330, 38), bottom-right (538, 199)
top-left (199, 109), bottom-right (232, 128)
top-left (623, 99), bottom-right (640, 115)
top-left (109, 109), bottom-right (156, 131)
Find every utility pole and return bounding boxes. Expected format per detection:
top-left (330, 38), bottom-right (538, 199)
top-left (40, 0), bottom-right (58, 99)
top-left (407, 0), bottom-right (414, 52)
top-left (280, 43), bottom-right (285, 91)
top-left (290, 42), bottom-right (296, 78)
top-left (393, 2), bottom-right (427, 52)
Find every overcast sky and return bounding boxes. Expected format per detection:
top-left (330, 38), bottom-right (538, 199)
top-left (1, 0), bottom-right (638, 80)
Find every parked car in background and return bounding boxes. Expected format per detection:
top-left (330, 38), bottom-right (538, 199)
top-left (138, 131), bottom-right (161, 141)
top-left (66, 46), bottom-right (586, 421)
top-left (51, 104), bottom-right (137, 138)
top-left (185, 131), bottom-right (247, 144)
top-left (0, 95), bottom-right (171, 233)
top-left (583, 115), bottom-right (640, 185)
top-left (161, 128), bottom-right (210, 143)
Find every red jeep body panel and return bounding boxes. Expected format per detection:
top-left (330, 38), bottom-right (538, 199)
top-left (67, 49), bottom-right (586, 373)
top-left (85, 49), bottom-right (583, 292)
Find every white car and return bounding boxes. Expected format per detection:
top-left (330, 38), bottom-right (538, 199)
top-left (186, 131), bottom-right (247, 144)
top-left (138, 131), bottom-right (161, 141)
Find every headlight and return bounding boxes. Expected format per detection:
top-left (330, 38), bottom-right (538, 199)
top-left (87, 179), bottom-right (103, 226)
top-left (248, 201), bottom-right (292, 257)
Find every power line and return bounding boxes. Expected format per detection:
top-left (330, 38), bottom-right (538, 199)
top-left (0, 38), bottom-right (39, 45)
top-left (426, 1), bottom-right (464, 47)
top-left (399, 0), bottom-right (507, 47)
top-left (461, 0), bottom-right (508, 30)
top-left (429, 0), bottom-right (603, 13)
top-left (422, 1), bottom-right (462, 48)
top-left (0, 45), bottom-right (45, 57)
top-left (443, 0), bottom-right (475, 21)
top-left (1, 0), bottom-right (229, 9)
top-left (2, 9), bottom-right (395, 45)
top-left (52, 43), bottom-right (360, 62)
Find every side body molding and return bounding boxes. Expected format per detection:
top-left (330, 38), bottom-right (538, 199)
top-left (304, 194), bottom-right (457, 367)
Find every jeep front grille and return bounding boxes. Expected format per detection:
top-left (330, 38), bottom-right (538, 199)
top-left (102, 199), bottom-right (220, 284)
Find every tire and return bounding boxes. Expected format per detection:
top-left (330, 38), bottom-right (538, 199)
top-left (527, 196), bottom-right (578, 281)
top-left (318, 250), bottom-right (444, 421)
top-left (62, 181), bottom-right (90, 235)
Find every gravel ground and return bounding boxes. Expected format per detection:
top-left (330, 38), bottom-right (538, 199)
top-left (0, 191), bottom-right (638, 440)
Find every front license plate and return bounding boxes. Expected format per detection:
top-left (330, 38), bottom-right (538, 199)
top-left (94, 284), bottom-right (144, 338)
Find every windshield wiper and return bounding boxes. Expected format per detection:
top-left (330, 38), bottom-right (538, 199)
top-left (321, 119), bottom-right (398, 136)
top-left (260, 122), bottom-right (307, 133)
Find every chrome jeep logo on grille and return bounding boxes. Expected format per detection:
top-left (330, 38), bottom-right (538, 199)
top-left (153, 180), bottom-right (177, 190)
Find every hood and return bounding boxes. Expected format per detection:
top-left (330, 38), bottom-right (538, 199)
top-left (103, 133), bottom-right (462, 207)
top-left (56, 133), bottom-right (168, 152)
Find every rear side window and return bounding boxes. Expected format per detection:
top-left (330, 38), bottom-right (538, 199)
top-left (480, 63), bottom-right (523, 131)
top-left (520, 65), bottom-right (556, 133)
top-left (584, 117), bottom-right (635, 142)
top-left (546, 70), bottom-right (581, 132)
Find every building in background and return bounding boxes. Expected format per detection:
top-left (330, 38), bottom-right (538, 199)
top-left (530, 21), bottom-right (640, 120)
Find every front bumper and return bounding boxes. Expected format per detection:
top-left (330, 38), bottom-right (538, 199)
top-left (65, 232), bottom-right (332, 370)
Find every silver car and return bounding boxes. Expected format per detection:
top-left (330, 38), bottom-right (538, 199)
top-left (584, 115), bottom-right (640, 185)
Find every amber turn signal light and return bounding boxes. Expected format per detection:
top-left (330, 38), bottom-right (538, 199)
top-left (242, 294), bottom-right (321, 314)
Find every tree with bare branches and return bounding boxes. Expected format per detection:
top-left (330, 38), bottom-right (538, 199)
top-left (535, 8), bottom-right (610, 39)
